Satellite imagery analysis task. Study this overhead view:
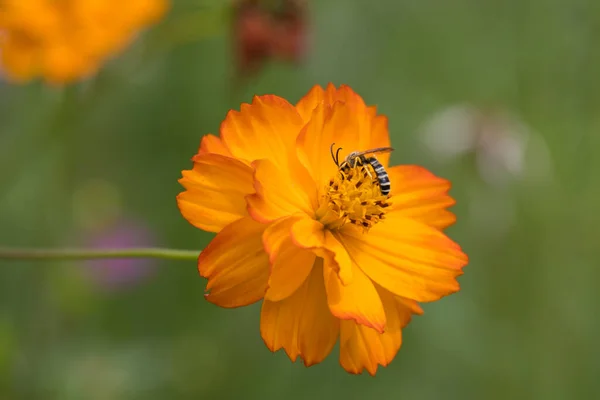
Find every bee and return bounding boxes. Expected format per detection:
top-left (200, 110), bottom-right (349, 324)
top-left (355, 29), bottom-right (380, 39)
top-left (330, 143), bottom-right (394, 195)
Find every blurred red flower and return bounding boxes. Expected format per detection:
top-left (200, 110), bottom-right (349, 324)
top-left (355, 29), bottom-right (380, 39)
top-left (233, 0), bottom-right (307, 78)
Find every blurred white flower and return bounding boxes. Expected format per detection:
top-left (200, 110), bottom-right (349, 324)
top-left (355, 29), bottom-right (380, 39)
top-left (419, 104), bottom-right (554, 187)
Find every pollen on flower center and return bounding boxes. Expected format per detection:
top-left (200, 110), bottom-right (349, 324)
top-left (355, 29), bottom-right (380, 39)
top-left (316, 163), bottom-right (391, 231)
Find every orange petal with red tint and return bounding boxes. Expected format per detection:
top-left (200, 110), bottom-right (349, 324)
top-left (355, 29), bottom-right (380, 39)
top-left (295, 84), bottom-right (326, 122)
top-left (366, 111), bottom-right (392, 168)
top-left (339, 287), bottom-right (412, 376)
top-left (246, 158), bottom-right (316, 224)
top-left (296, 83), bottom-right (369, 121)
top-left (261, 259), bottom-right (340, 366)
top-left (395, 295), bottom-right (424, 327)
top-left (338, 214), bottom-right (468, 302)
top-left (196, 134), bottom-right (232, 157)
top-left (323, 255), bottom-right (386, 333)
top-left (296, 84), bottom-right (384, 159)
top-left (387, 165), bottom-right (457, 230)
top-left (263, 216), bottom-right (316, 302)
top-left (220, 94), bottom-right (305, 168)
top-left (327, 84), bottom-right (369, 108)
top-left (177, 153), bottom-right (254, 233)
top-left (199, 217), bottom-right (269, 308)
top-left (296, 101), bottom-right (373, 192)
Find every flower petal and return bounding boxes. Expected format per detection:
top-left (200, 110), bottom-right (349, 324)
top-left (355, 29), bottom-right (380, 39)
top-left (339, 287), bottom-right (413, 376)
top-left (177, 153), bottom-right (254, 232)
top-left (220, 94), bottom-right (305, 168)
top-left (387, 165), bottom-right (457, 230)
top-left (261, 259), bottom-right (340, 366)
top-left (290, 218), bottom-right (325, 249)
top-left (1, 38), bottom-right (37, 82)
top-left (295, 83), bottom-right (368, 123)
top-left (323, 231), bottom-right (353, 284)
top-left (246, 158), bottom-right (316, 223)
top-left (290, 226), bottom-right (352, 285)
top-left (338, 214), bottom-right (468, 302)
top-left (295, 84), bottom-right (393, 190)
top-left (323, 256), bottom-right (386, 333)
top-left (296, 101), bottom-right (372, 192)
top-left (397, 296), bottom-right (424, 327)
top-left (295, 84), bottom-right (327, 123)
top-left (197, 134), bottom-right (232, 157)
top-left (263, 216), bottom-right (316, 302)
top-left (367, 112), bottom-right (392, 168)
top-left (198, 217), bottom-right (269, 308)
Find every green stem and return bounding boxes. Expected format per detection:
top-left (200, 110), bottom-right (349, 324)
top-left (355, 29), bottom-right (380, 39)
top-left (0, 247), bottom-right (200, 261)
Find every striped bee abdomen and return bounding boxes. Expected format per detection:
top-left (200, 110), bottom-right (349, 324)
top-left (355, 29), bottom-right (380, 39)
top-left (366, 157), bottom-right (391, 195)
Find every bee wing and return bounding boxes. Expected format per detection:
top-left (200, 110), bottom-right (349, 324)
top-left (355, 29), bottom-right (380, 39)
top-left (354, 147), bottom-right (395, 157)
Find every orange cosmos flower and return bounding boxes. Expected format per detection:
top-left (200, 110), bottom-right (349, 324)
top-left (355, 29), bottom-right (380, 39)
top-left (0, 0), bottom-right (168, 84)
top-left (177, 84), bottom-right (469, 375)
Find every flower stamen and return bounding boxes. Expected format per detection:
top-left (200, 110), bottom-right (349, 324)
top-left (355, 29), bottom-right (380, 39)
top-left (316, 164), bottom-right (391, 232)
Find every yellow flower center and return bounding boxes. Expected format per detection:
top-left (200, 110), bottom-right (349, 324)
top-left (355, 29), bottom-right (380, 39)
top-left (316, 163), bottom-right (391, 232)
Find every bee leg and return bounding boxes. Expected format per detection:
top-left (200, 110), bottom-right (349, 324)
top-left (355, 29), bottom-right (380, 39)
top-left (356, 159), bottom-right (373, 180)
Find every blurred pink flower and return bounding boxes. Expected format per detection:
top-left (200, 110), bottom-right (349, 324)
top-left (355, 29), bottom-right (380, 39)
top-left (83, 218), bottom-right (157, 291)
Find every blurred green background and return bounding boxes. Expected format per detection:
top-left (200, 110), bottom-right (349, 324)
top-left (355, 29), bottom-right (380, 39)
top-left (1, 0), bottom-right (598, 398)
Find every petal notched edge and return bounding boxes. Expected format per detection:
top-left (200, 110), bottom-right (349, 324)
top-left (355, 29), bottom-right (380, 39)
top-left (387, 165), bottom-right (457, 230)
top-left (261, 259), bottom-right (340, 366)
top-left (338, 215), bottom-right (468, 303)
top-left (196, 134), bottom-right (233, 157)
top-left (296, 84), bottom-right (326, 122)
top-left (177, 153), bottom-right (254, 233)
top-left (199, 217), bottom-right (270, 308)
top-left (323, 258), bottom-right (386, 334)
top-left (220, 94), bottom-right (305, 168)
top-left (339, 287), bottom-right (410, 376)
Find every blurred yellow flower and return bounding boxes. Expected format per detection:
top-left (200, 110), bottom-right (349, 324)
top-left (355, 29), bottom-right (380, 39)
top-left (177, 84), bottom-right (469, 375)
top-left (0, 0), bottom-right (168, 84)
